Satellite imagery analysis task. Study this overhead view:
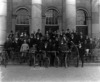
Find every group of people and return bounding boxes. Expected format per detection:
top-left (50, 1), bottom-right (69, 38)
top-left (3, 28), bottom-right (95, 66)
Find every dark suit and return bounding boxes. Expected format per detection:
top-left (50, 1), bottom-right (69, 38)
top-left (13, 40), bottom-right (20, 51)
top-left (78, 42), bottom-right (85, 67)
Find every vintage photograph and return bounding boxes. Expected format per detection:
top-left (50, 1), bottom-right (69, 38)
top-left (0, 0), bottom-right (100, 82)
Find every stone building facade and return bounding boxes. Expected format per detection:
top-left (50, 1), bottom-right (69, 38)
top-left (0, 0), bottom-right (100, 46)
top-left (6, 0), bottom-right (92, 35)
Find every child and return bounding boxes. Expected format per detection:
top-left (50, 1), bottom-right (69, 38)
top-left (20, 40), bottom-right (29, 52)
top-left (20, 40), bottom-right (29, 63)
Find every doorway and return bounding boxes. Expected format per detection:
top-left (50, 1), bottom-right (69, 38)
top-left (15, 25), bottom-right (29, 35)
top-left (76, 25), bottom-right (88, 35)
top-left (45, 26), bottom-right (59, 33)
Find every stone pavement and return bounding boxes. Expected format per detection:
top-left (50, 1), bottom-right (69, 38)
top-left (0, 64), bottom-right (100, 82)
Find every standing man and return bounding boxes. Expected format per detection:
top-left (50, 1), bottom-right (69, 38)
top-left (78, 32), bottom-right (85, 67)
top-left (8, 30), bottom-right (14, 41)
top-left (36, 29), bottom-right (42, 39)
top-left (65, 29), bottom-right (71, 40)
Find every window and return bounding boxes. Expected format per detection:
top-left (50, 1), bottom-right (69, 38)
top-left (76, 10), bottom-right (87, 25)
top-left (45, 9), bottom-right (59, 25)
top-left (76, 9), bottom-right (88, 35)
top-left (16, 8), bottom-right (30, 25)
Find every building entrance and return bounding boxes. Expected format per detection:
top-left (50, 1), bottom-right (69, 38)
top-left (76, 25), bottom-right (88, 35)
top-left (15, 25), bottom-right (29, 35)
top-left (15, 8), bottom-right (30, 35)
top-left (45, 26), bottom-right (59, 33)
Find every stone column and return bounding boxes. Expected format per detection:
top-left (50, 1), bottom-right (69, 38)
top-left (31, 0), bottom-right (42, 33)
top-left (87, 17), bottom-right (92, 37)
top-left (92, 0), bottom-right (100, 38)
top-left (42, 16), bottom-right (45, 36)
top-left (63, 0), bottom-right (76, 31)
top-left (0, 0), bottom-right (7, 50)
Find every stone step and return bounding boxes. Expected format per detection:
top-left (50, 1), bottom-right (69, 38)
top-left (0, 63), bottom-right (100, 67)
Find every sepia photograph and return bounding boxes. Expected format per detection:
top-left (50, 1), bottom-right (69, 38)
top-left (0, 0), bottom-right (100, 82)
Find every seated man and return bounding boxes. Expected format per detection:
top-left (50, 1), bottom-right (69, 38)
top-left (29, 44), bottom-right (37, 53)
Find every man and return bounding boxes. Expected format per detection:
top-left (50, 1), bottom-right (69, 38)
top-left (78, 32), bottom-right (85, 67)
top-left (4, 38), bottom-right (12, 59)
top-left (70, 33), bottom-right (75, 42)
top-left (54, 37), bottom-right (59, 51)
top-left (59, 35), bottom-right (67, 66)
top-left (29, 34), bottom-right (34, 48)
top-left (78, 42), bottom-right (85, 67)
top-left (85, 36), bottom-right (90, 49)
top-left (37, 37), bottom-right (45, 66)
top-left (84, 36), bottom-right (91, 61)
top-left (65, 29), bottom-right (71, 40)
top-left (23, 32), bottom-right (28, 40)
top-left (36, 29), bottom-right (42, 39)
top-left (46, 39), bottom-right (54, 66)
top-left (8, 30), bottom-right (14, 41)
top-left (13, 38), bottom-right (20, 52)
top-left (8, 30), bottom-right (14, 38)
top-left (27, 38), bottom-right (31, 48)
top-left (36, 35), bottom-right (41, 52)
top-left (38, 37), bottom-right (45, 51)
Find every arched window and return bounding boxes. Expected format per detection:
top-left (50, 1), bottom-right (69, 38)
top-left (45, 9), bottom-right (59, 25)
top-left (76, 9), bottom-right (88, 35)
top-left (76, 10), bottom-right (87, 25)
top-left (15, 8), bottom-right (30, 35)
top-left (44, 8), bottom-right (59, 33)
top-left (16, 8), bottom-right (30, 25)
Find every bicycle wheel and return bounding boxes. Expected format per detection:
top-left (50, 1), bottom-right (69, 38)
top-left (69, 42), bottom-right (79, 67)
top-left (65, 51), bottom-right (70, 68)
top-left (1, 51), bottom-right (9, 67)
top-left (71, 47), bottom-right (79, 67)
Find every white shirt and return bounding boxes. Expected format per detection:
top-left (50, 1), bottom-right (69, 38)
top-left (20, 43), bottom-right (29, 52)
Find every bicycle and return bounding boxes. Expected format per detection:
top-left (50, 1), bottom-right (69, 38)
top-left (28, 50), bottom-right (36, 67)
top-left (0, 49), bottom-right (9, 67)
top-left (66, 41), bottom-right (79, 67)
